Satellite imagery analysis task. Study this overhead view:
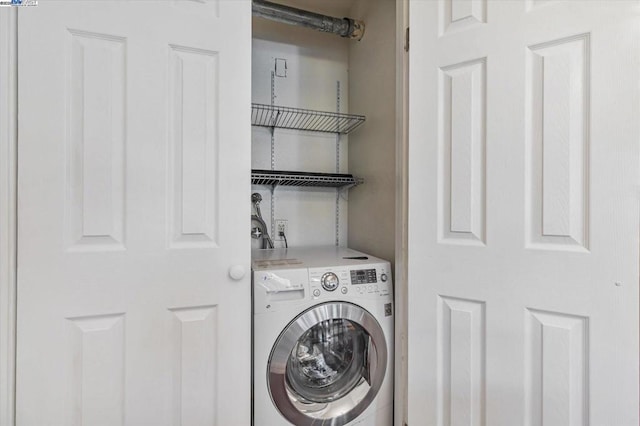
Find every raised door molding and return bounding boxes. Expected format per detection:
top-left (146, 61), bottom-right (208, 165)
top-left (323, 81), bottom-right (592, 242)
top-left (0, 8), bottom-right (17, 426)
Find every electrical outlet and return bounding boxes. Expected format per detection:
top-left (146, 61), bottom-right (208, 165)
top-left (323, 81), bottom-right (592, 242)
top-left (275, 219), bottom-right (288, 241)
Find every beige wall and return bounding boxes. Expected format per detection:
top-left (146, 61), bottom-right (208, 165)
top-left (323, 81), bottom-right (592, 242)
top-left (251, 20), bottom-right (351, 248)
top-left (252, 0), bottom-right (396, 257)
top-left (347, 0), bottom-right (396, 265)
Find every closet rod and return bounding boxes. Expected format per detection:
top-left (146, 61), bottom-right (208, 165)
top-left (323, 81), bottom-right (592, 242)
top-left (252, 0), bottom-right (365, 41)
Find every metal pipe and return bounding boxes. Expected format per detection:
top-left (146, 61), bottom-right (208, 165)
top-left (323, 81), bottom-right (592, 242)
top-left (252, 0), bottom-right (365, 41)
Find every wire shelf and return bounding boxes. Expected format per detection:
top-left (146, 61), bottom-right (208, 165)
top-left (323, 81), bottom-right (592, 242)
top-left (252, 169), bottom-right (363, 189)
top-left (251, 103), bottom-right (365, 134)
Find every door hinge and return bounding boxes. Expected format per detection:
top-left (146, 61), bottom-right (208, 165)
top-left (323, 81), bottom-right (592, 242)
top-left (404, 27), bottom-right (409, 52)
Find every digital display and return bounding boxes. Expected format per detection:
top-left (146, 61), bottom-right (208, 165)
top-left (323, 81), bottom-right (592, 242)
top-left (350, 269), bottom-right (377, 284)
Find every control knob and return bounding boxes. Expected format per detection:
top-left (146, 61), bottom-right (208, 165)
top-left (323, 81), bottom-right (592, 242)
top-left (321, 272), bottom-right (339, 292)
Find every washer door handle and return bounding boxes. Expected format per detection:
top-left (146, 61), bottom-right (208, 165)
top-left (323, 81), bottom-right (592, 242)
top-left (364, 335), bottom-right (375, 386)
top-left (229, 265), bottom-right (246, 281)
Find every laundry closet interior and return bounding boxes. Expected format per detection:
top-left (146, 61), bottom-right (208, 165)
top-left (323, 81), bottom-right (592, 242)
top-left (249, 2), bottom-right (401, 424)
top-left (250, 0), bottom-right (397, 264)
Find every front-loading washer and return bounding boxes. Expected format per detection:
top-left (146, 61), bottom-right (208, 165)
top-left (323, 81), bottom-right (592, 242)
top-left (252, 246), bottom-right (393, 426)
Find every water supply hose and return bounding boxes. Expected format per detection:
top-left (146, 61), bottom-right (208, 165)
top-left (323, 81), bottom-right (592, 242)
top-left (251, 193), bottom-right (274, 249)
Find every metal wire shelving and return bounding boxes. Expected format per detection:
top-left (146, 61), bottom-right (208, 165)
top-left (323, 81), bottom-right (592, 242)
top-left (251, 169), bottom-right (363, 189)
top-left (251, 103), bottom-right (365, 134)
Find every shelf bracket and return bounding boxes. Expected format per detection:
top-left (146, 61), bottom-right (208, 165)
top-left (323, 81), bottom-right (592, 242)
top-left (335, 80), bottom-right (341, 247)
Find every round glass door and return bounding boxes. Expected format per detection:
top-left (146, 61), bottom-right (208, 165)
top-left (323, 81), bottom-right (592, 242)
top-left (268, 302), bottom-right (387, 426)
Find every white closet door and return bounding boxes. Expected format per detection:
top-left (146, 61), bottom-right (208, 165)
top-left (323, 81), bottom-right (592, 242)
top-left (16, 1), bottom-right (251, 425)
top-left (408, 1), bottom-right (639, 425)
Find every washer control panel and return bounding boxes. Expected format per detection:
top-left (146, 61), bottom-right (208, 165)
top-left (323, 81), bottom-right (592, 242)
top-left (309, 264), bottom-right (391, 300)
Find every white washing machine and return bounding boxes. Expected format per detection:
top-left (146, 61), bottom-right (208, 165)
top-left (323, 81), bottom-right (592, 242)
top-left (252, 246), bottom-right (393, 426)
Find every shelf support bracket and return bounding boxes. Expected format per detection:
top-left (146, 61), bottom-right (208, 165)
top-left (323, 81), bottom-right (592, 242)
top-left (335, 80), bottom-right (341, 247)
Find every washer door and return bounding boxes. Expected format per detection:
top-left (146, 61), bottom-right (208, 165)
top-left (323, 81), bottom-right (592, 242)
top-left (268, 302), bottom-right (387, 426)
